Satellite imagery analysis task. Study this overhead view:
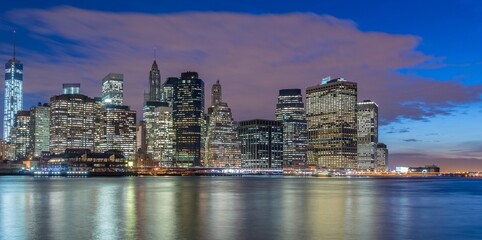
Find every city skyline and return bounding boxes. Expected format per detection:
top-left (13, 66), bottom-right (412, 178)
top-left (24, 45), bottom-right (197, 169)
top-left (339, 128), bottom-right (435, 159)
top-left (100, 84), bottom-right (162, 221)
top-left (1, 2), bottom-right (482, 171)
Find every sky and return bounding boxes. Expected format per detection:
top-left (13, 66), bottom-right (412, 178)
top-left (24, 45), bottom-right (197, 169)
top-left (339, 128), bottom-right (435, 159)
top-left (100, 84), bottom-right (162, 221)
top-left (1, 0), bottom-right (482, 171)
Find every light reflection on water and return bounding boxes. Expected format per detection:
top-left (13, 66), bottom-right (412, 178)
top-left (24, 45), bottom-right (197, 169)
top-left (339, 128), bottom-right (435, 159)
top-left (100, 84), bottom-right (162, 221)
top-left (0, 176), bottom-right (481, 240)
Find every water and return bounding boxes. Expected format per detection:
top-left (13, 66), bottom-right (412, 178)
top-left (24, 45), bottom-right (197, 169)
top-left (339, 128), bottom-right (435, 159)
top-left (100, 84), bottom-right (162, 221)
top-left (0, 176), bottom-right (481, 240)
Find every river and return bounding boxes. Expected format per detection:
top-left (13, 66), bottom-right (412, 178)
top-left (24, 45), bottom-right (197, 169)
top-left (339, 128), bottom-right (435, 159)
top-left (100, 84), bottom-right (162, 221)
top-left (0, 176), bottom-right (481, 240)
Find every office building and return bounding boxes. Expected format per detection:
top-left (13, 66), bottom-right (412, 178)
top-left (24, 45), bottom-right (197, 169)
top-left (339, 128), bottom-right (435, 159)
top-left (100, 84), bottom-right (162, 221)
top-left (173, 72), bottom-right (204, 167)
top-left (205, 81), bottom-right (241, 167)
top-left (375, 143), bottom-right (388, 171)
top-left (102, 73), bottom-right (124, 106)
top-left (49, 84), bottom-right (103, 154)
top-left (306, 77), bottom-right (358, 169)
top-left (275, 89), bottom-right (307, 166)
top-left (143, 101), bottom-right (174, 166)
top-left (357, 100), bottom-right (378, 170)
top-left (13, 110), bottom-right (30, 160)
top-left (29, 103), bottom-right (50, 158)
top-left (239, 119), bottom-right (283, 168)
top-left (99, 105), bottom-right (137, 160)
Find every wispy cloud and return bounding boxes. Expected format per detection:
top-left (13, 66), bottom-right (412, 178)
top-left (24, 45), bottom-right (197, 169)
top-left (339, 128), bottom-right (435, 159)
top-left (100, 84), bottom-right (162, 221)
top-left (4, 7), bottom-right (482, 122)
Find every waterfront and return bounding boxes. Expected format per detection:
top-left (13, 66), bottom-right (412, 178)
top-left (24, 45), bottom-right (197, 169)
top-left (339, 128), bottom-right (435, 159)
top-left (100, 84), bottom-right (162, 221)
top-left (1, 176), bottom-right (481, 240)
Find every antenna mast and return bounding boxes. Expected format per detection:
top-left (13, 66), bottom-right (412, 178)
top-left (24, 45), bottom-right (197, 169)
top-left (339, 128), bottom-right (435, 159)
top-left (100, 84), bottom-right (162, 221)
top-left (13, 29), bottom-right (16, 61)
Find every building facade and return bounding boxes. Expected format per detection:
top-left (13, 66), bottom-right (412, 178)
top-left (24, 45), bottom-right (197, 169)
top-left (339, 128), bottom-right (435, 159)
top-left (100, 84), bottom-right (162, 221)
top-left (102, 73), bottom-right (124, 106)
top-left (49, 84), bottom-right (103, 154)
top-left (13, 110), bottom-right (30, 160)
top-left (239, 119), bottom-right (283, 168)
top-left (306, 77), bottom-right (358, 169)
top-left (143, 101), bottom-right (174, 166)
top-left (99, 105), bottom-right (137, 160)
top-left (205, 81), bottom-right (241, 167)
top-left (357, 100), bottom-right (378, 170)
top-left (275, 89), bottom-right (307, 167)
top-left (3, 51), bottom-right (23, 141)
top-left (173, 72), bottom-right (204, 167)
top-left (29, 103), bottom-right (50, 158)
top-left (375, 143), bottom-right (388, 171)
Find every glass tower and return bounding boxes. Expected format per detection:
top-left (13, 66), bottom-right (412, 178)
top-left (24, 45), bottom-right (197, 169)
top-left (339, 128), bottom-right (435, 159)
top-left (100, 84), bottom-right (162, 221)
top-left (306, 77), bottom-right (358, 169)
top-left (275, 89), bottom-right (307, 167)
top-left (3, 45), bottom-right (23, 141)
top-left (173, 72), bottom-right (204, 167)
top-left (239, 119), bottom-right (283, 168)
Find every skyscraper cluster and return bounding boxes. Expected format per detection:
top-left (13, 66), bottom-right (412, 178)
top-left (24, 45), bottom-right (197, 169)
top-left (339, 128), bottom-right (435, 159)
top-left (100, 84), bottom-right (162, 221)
top-left (2, 46), bottom-right (388, 171)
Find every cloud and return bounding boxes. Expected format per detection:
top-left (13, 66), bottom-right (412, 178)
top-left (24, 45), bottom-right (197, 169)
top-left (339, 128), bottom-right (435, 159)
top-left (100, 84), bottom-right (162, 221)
top-left (403, 139), bottom-right (420, 142)
top-left (4, 7), bottom-right (482, 122)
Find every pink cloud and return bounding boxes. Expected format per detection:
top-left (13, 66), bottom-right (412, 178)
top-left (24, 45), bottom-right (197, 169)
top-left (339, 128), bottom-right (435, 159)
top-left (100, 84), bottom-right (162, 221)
top-left (5, 6), bottom-right (482, 122)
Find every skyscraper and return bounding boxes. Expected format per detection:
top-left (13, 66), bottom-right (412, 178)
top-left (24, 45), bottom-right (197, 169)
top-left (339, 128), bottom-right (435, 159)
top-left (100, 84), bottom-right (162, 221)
top-left (143, 101), bottom-right (174, 166)
top-left (99, 105), bottom-right (137, 160)
top-left (143, 61), bottom-right (175, 166)
top-left (29, 103), bottom-right (50, 158)
top-left (49, 84), bottom-right (103, 154)
top-left (239, 119), bottom-right (283, 168)
top-left (99, 72), bottom-right (136, 160)
top-left (3, 34), bottom-right (23, 141)
top-left (275, 89), bottom-right (307, 167)
top-left (375, 143), bottom-right (388, 171)
top-left (102, 73), bottom-right (124, 106)
top-left (205, 81), bottom-right (241, 167)
top-left (306, 77), bottom-right (358, 169)
top-left (149, 61), bottom-right (161, 101)
top-left (357, 100), bottom-right (379, 170)
top-left (12, 110), bottom-right (30, 160)
top-left (173, 71), bottom-right (204, 167)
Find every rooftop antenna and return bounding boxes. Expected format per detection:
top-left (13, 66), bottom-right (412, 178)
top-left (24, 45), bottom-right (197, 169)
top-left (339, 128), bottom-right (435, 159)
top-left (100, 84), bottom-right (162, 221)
top-left (13, 29), bottom-right (16, 61)
top-left (154, 47), bottom-right (157, 61)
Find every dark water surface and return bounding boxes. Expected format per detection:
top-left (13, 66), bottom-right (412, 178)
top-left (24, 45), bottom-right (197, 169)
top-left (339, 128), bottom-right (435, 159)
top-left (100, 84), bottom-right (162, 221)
top-left (1, 176), bottom-right (481, 240)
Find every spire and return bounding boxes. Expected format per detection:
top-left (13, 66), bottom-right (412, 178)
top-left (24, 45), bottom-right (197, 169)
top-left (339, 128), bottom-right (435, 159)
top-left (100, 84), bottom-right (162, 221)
top-left (13, 29), bottom-right (16, 61)
top-left (152, 60), bottom-right (158, 70)
top-left (211, 80), bottom-right (222, 106)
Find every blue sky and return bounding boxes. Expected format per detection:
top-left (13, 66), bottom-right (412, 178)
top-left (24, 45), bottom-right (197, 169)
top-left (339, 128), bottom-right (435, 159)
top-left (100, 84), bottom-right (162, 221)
top-left (1, 1), bottom-right (482, 171)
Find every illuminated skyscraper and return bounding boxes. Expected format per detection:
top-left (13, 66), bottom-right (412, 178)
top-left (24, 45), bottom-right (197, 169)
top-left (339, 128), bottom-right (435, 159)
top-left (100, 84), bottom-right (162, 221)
top-left (49, 84), bottom-right (103, 154)
top-left (173, 72), bottom-right (204, 167)
top-left (357, 100), bottom-right (378, 170)
top-left (149, 61), bottom-right (161, 101)
top-left (205, 81), bottom-right (241, 167)
top-left (306, 77), bottom-right (358, 169)
top-left (239, 119), bottom-right (283, 168)
top-left (99, 105), bottom-right (137, 160)
top-left (29, 103), bottom-right (50, 157)
top-left (143, 63), bottom-right (175, 165)
top-left (143, 101), bottom-right (174, 166)
top-left (3, 34), bottom-right (23, 141)
top-left (102, 73), bottom-right (124, 105)
top-left (275, 89), bottom-right (307, 167)
top-left (12, 110), bottom-right (30, 160)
